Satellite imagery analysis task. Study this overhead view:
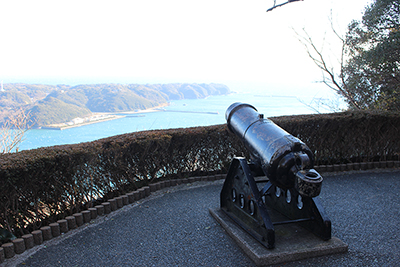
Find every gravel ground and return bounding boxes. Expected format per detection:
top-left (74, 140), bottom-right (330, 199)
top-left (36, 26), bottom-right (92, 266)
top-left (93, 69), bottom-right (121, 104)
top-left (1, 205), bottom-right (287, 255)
top-left (276, 169), bottom-right (400, 267)
top-left (4, 169), bottom-right (400, 267)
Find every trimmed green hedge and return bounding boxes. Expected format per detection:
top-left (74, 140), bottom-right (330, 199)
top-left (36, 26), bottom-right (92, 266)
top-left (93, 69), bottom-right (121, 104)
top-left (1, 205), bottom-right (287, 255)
top-left (272, 111), bottom-right (400, 164)
top-left (0, 111), bottom-right (399, 237)
top-left (0, 125), bottom-right (244, 236)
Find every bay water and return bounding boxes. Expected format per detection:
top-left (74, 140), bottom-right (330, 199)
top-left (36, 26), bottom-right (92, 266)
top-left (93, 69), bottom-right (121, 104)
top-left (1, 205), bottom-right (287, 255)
top-left (18, 91), bottom-right (335, 151)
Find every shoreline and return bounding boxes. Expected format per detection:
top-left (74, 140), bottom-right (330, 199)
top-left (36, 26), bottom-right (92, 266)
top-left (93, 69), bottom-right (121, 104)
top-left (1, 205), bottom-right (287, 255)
top-left (41, 115), bottom-right (126, 130)
top-left (36, 100), bottom-right (220, 131)
top-left (41, 103), bottom-right (170, 130)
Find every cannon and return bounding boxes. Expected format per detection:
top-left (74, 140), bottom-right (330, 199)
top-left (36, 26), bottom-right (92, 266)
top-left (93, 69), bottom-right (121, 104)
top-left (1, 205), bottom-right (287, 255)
top-left (220, 102), bottom-right (331, 249)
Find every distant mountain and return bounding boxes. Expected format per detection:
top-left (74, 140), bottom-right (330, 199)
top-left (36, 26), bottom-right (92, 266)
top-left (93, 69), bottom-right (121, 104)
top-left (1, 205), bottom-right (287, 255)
top-left (30, 97), bottom-right (92, 126)
top-left (0, 83), bottom-right (231, 127)
top-left (51, 84), bottom-right (158, 112)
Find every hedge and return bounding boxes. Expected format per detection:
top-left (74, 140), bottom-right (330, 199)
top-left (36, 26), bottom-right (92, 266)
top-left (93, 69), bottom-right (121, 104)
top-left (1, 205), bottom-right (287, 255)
top-left (273, 111), bottom-right (400, 164)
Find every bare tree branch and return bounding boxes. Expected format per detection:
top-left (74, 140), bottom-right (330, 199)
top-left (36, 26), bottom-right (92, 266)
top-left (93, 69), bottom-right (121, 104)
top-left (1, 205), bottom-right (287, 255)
top-left (0, 108), bottom-right (32, 153)
top-left (267, 0), bottom-right (303, 12)
top-left (297, 94), bottom-right (344, 114)
top-left (293, 26), bottom-right (361, 110)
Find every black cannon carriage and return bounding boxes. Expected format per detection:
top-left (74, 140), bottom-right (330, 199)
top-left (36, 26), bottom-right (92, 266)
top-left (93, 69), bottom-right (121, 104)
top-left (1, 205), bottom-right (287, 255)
top-left (220, 102), bottom-right (331, 249)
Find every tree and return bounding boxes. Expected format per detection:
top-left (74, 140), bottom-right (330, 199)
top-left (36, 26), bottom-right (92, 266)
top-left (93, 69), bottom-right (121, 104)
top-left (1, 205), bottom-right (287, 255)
top-left (296, 0), bottom-right (400, 111)
top-left (0, 108), bottom-right (31, 153)
top-left (343, 0), bottom-right (400, 111)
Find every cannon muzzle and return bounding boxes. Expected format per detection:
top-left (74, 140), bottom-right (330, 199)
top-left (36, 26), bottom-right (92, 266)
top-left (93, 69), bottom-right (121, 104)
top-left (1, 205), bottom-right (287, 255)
top-left (226, 102), bottom-right (322, 197)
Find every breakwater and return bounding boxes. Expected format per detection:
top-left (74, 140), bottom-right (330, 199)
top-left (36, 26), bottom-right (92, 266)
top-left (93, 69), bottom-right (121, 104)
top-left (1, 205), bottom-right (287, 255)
top-left (158, 109), bottom-right (219, 115)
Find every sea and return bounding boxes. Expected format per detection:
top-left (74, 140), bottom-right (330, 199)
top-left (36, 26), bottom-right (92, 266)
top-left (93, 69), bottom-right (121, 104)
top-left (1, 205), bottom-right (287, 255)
top-left (17, 90), bottom-right (341, 152)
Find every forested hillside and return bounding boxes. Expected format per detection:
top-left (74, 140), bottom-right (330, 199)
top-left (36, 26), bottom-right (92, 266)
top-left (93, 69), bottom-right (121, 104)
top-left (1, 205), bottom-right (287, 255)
top-left (0, 83), bottom-right (230, 127)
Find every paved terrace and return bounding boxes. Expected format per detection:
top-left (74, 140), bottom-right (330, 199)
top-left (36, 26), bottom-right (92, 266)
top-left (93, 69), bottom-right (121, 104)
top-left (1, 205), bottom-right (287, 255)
top-left (3, 169), bottom-right (400, 267)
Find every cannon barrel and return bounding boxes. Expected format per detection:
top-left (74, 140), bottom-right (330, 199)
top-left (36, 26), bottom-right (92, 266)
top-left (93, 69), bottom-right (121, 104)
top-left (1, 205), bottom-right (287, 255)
top-left (226, 102), bottom-right (322, 197)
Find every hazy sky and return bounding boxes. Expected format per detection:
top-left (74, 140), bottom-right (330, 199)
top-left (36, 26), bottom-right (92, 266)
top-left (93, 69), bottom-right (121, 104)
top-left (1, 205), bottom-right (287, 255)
top-left (1, 0), bottom-right (370, 94)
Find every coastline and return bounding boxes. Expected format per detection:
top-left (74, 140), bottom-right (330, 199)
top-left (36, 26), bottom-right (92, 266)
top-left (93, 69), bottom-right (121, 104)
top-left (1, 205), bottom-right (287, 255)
top-left (41, 115), bottom-right (126, 130)
top-left (42, 103), bottom-right (170, 130)
top-left (34, 97), bottom-right (222, 131)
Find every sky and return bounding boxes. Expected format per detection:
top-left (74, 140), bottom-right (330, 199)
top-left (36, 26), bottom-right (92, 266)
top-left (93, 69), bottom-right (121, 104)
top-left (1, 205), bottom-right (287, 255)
top-left (1, 0), bottom-right (370, 97)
